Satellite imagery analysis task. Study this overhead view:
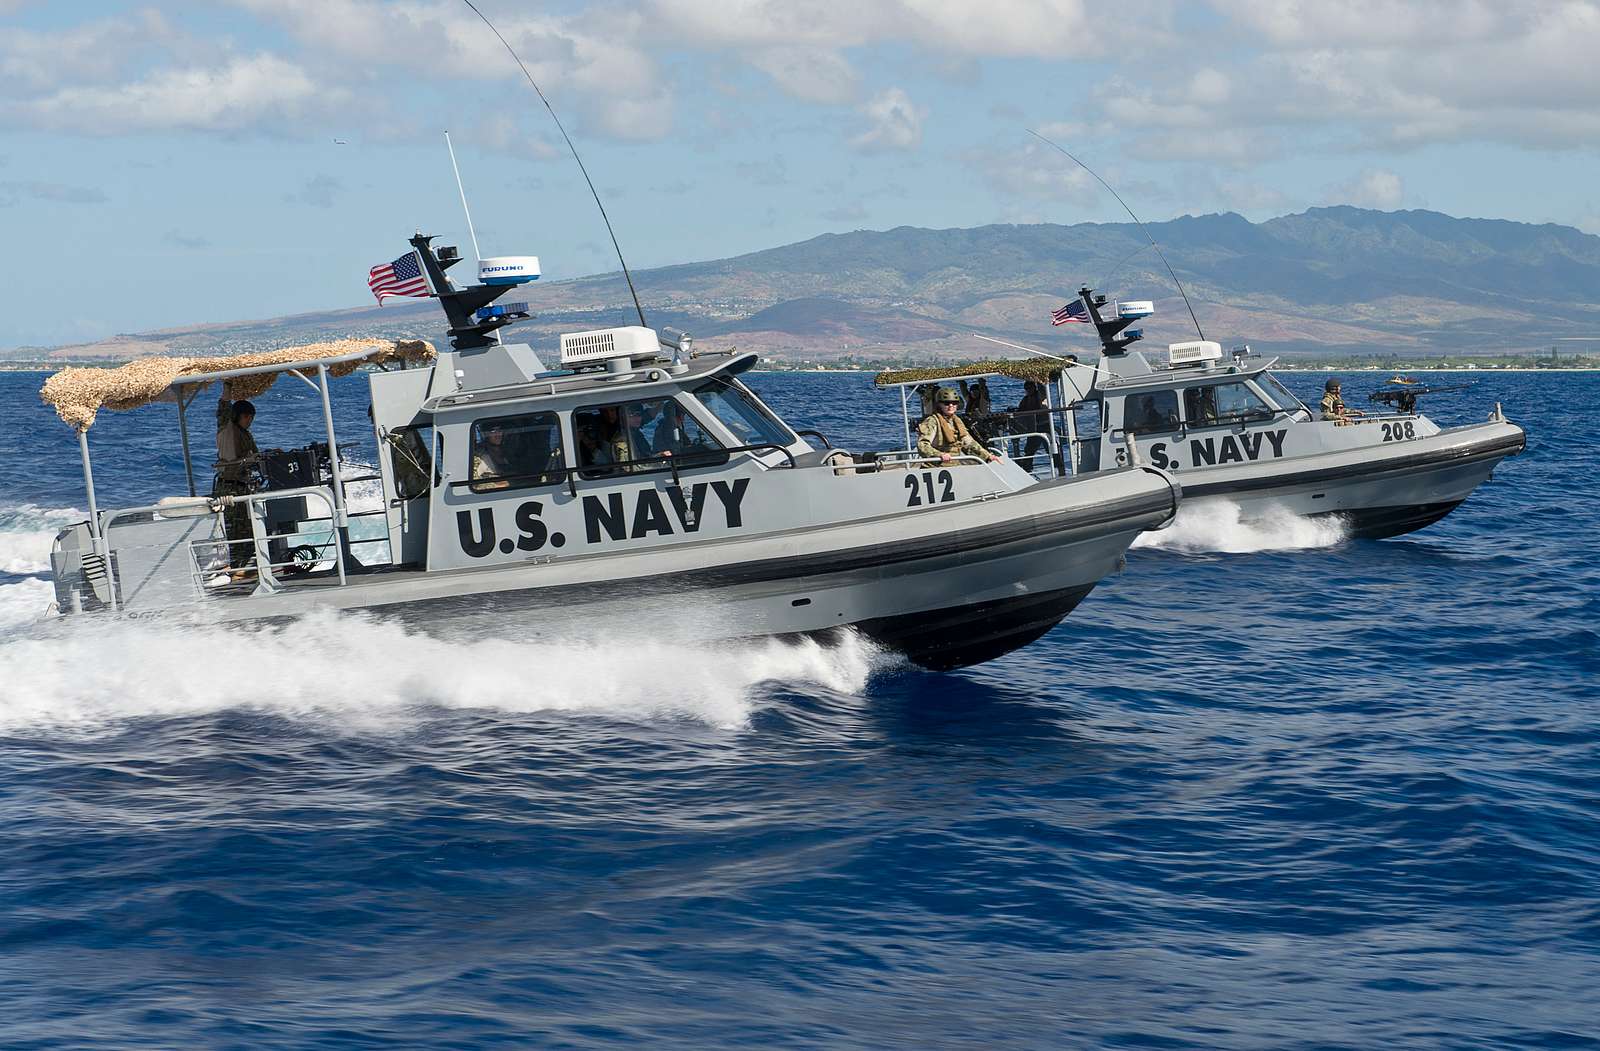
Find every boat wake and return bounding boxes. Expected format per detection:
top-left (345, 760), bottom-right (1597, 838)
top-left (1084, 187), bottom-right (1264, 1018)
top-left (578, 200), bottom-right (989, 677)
top-left (0, 503), bottom-right (81, 575)
top-left (0, 609), bottom-right (883, 734)
top-left (1132, 497), bottom-right (1347, 554)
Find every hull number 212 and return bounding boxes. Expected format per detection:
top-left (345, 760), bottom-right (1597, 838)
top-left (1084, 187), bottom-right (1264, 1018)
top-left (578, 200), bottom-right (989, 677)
top-left (905, 470), bottom-right (955, 506)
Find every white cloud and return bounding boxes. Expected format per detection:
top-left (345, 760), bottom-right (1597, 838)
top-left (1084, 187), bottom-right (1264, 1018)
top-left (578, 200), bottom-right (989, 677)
top-left (851, 87), bottom-right (925, 151)
top-left (232, 0), bottom-right (673, 141)
top-left (639, 0), bottom-right (1118, 58)
top-left (1210, 0), bottom-right (1504, 47)
top-left (976, 141), bottom-right (1101, 204)
top-left (1084, 2), bottom-right (1600, 155)
top-left (1323, 168), bottom-right (1404, 210)
top-left (0, 10), bottom-right (191, 92)
top-left (8, 54), bottom-right (329, 134)
top-left (747, 46), bottom-right (860, 105)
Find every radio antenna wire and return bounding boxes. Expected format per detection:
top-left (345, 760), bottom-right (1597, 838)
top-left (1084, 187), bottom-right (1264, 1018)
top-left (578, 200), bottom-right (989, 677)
top-left (1027, 128), bottom-right (1204, 340)
top-left (458, 0), bottom-right (648, 329)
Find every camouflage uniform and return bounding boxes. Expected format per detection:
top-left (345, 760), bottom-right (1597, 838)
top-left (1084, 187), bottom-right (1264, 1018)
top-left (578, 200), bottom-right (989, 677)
top-left (470, 447), bottom-right (513, 490)
top-left (917, 412), bottom-right (991, 464)
top-left (213, 420), bottom-right (258, 567)
top-left (1320, 389), bottom-right (1352, 426)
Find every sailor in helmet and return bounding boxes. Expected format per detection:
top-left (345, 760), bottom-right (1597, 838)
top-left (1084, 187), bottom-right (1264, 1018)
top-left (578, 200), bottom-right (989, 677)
top-left (1319, 378), bottom-right (1364, 426)
top-left (917, 387), bottom-right (1000, 466)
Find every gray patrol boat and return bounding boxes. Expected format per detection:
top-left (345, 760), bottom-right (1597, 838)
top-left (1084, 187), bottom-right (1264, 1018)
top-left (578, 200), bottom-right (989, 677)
top-left (40, 240), bottom-right (1180, 669)
top-left (905, 287), bottom-right (1523, 540)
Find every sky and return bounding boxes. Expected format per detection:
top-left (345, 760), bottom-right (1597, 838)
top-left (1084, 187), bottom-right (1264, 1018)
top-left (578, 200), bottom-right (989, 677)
top-left (2, 0), bottom-right (1598, 349)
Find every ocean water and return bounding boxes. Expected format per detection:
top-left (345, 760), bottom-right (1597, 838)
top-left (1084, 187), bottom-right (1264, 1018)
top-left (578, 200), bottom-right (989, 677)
top-left (1, 368), bottom-right (1596, 1049)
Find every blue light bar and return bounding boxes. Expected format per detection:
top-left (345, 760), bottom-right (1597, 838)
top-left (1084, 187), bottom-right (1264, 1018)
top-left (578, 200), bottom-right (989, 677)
top-left (476, 302), bottom-right (530, 322)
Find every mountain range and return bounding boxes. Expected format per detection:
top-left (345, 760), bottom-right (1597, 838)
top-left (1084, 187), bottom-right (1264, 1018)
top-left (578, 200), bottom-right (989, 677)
top-left (16, 206), bottom-right (1600, 363)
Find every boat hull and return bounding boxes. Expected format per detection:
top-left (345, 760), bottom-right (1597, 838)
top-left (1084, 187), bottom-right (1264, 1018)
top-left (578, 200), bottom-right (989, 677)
top-left (48, 467), bottom-right (1180, 670)
top-left (1177, 420), bottom-right (1523, 540)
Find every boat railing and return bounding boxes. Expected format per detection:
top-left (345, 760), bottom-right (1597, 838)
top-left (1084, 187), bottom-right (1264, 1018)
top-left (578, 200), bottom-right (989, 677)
top-left (985, 432), bottom-right (1061, 478)
top-left (93, 499), bottom-right (216, 612)
top-left (869, 450), bottom-right (993, 469)
top-left (187, 486), bottom-right (353, 594)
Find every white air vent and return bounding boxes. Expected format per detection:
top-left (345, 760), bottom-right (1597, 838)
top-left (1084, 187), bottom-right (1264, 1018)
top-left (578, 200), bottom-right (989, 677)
top-left (559, 326), bottom-right (660, 366)
top-left (1168, 340), bottom-right (1223, 367)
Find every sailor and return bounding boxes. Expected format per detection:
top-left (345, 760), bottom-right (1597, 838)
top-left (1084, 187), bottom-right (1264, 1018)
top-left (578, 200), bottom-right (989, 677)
top-left (1013, 379), bottom-right (1050, 473)
top-left (1128, 394), bottom-right (1174, 433)
top-left (471, 421), bottom-right (518, 490)
top-left (652, 400), bottom-right (691, 457)
top-left (1184, 385), bottom-right (1218, 425)
top-left (623, 403), bottom-right (656, 463)
top-left (213, 399), bottom-right (259, 569)
top-left (960, 377), bottom-right (993, 418)
top-left (1320, 378), bottom-right (1363, 426)
top-left (917, 387), bottom-right (1000, 465)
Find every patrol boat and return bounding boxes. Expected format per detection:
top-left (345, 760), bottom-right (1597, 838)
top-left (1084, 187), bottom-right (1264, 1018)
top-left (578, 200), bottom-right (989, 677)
top-left (888, 288), bottom-right (1523, 540)
top-left (39, 239), bottom-right (1180, 670)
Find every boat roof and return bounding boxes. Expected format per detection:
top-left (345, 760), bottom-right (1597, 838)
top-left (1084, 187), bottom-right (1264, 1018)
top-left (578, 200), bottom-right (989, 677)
top-left (1096, 353), bottom-right (1280, 394)
top-left (874, 358), bottom-right (1065, 388)
top-left (39, 338), bottom-right (435, 431)
top-left (423, 349), bottom-right (759, 415)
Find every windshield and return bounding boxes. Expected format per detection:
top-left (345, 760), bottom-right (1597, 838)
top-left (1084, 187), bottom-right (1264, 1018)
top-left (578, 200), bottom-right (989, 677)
top-left (691, 378), bottom-right (794, 448)
top-left (1258, 372), bottom-right (1307, 413)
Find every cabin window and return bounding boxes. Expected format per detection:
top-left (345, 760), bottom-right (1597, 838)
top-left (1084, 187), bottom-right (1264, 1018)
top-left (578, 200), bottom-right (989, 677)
top-left (1074, 397), bottom-right (1102, 437)
top-left (691, 378), bottom-right (794, 449)
top-left (386, 425), bottom-right (436, 501)
top-left (1183, 382), bottom-right (1271, 426)
top-left (1257, 373), bottom-right (1306, 413)
top-left (574, 397), bottom-right (726, 479)
top-left (1123, 390), bottom-right (1179, 435)
top-left (468, 412), bottom-right (564, 493)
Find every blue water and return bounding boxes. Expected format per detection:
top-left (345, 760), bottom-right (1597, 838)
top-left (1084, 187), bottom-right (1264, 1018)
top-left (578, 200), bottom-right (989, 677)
top-left (1, 369), bottom-right (1596, 1049)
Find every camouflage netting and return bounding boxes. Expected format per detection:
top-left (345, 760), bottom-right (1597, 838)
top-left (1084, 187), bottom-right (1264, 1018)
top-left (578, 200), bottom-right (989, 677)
top-left (873, 358), bottom-right (1067, 388)
top-left (39, 338), bottom-right (435, 431)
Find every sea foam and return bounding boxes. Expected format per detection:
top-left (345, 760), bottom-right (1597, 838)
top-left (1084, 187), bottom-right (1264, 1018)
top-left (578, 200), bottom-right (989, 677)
top-left (0, 609), bottom-right (882, 734)
top-left (1132, 497), bottom-right (1347, 554)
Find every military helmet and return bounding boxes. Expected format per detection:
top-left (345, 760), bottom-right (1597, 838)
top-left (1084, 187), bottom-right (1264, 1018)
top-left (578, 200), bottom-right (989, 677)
top-left (935, 387), bottom-right (961, 405)
top-left (1324, 378), bottom-right (1341, 391)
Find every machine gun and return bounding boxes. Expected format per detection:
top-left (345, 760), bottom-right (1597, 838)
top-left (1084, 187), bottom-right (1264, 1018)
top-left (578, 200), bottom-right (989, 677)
top-left (1368, 378), bottom-right (1473, 413)
top-left (258, 440), bottom-right (356, 491)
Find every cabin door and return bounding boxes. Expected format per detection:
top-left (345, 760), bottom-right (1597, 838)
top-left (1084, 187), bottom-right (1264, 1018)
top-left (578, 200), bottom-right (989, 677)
top-left (382, 425), bottom-right (436, 567)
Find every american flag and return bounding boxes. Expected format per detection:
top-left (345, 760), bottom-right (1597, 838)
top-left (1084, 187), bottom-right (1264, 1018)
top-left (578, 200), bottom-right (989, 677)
top-left (1051, 300), bottom-right (1090, 326)
top-left (367, 251), bottom-right (430, 302)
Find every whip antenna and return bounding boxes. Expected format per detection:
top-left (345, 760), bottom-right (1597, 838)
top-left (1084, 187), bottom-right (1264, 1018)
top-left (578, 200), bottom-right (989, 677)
top-left (443, 130), bottom-right (482, 262)
top-left (458, 0), bottom-right (648, 328)
top-left (1027, 129), bottom-right (1204, 340)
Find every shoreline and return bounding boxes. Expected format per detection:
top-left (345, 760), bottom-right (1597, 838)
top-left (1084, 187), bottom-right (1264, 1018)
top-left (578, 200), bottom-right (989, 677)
top-left (6, 362), bottom-right (1599, 375)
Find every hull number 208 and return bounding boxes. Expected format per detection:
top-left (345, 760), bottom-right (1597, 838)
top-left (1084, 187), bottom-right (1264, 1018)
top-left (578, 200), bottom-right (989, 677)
top-left (1380, 421), bottom-right (1417, 442)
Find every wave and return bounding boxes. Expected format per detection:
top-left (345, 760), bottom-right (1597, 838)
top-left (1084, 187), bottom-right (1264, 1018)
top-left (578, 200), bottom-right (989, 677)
top-left (0, 503), bottom-right (83, 575)
top-left (0, 610), bottom-right (883, 734)
top-left (1132, 497), bottom-right (1347, 554)
top-left (0, 579), bottom-right (55, 631)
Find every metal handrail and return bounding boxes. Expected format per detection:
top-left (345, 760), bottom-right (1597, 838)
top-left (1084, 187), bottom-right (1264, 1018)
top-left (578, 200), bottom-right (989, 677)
top-left (873, 450), bottom-right (991, 467)
top-left (231, 486), bottom-right (346, 587)
top-left (796, 429), bottom-right (832, 448)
